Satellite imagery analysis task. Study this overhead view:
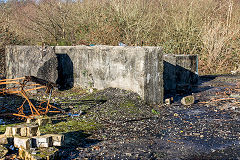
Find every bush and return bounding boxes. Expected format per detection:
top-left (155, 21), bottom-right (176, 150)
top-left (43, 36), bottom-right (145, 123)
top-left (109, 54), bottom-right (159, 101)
top-left (1, 0), bottom-right (240, 75)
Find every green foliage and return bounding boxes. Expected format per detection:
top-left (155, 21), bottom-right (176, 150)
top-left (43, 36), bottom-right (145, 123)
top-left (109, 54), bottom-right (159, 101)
top-left (151, 109), bottom-right (160, 115)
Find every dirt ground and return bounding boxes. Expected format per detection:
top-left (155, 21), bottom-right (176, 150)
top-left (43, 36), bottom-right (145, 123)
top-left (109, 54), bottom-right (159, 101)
top-left (1, 75), bottom-right (240, 159)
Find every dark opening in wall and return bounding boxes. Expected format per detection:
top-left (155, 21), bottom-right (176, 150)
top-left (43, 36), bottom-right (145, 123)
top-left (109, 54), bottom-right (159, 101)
top-left (56, 54), bottom-right (74, 90)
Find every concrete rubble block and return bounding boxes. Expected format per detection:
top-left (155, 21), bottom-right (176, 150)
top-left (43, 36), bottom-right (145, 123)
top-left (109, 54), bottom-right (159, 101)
top-left (5, 45), bottom-right (58, 84)
top-left (19, 124), bottom-right (39, 137)
top-left (0, 145), bottom-right (8, 159)
top-left (12, 126), bottom-right (21, 136)
top-left (181, 95), bottom-right (195, 105)
top-left (37, 117), bottom-right (52, 126)
top-left (20, 126), bottom-right (27, 137)
top-left (4, 126), bottom-right (13, 137)
top-left (0, 134), bottom-right (13, 145)
top-left (26, 118), bottom-right (37, 124)
top-left (26, 125), bottom-right (39, 137)
top-left (19, 147), bottom-right (59, 160)
top-left (47, 134), bottom-right (64, 147)
top-left (32, 135), bottom-right (53, 148)
top-left (27, 115), bottom-right (52, 126)
top-left (14, 136), bottom-right (32, 150)
top-left (165, 98), bottom-right (171, 105)
top-left (0, 134), bottom-right (8, 144)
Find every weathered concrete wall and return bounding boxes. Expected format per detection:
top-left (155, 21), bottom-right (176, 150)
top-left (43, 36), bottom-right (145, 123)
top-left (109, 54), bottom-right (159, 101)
top-left (5, 46), bottom-right (58, 83)
top-left (5, 45), bottom-right (163, 104)
top-left (55, 46), bottom-right (163, 104)
top-left (163, 54), bottom-right (198, 93)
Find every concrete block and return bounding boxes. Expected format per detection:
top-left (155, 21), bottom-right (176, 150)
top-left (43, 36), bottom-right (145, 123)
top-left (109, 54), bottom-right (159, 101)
top-left (12, 126), bottom-right (21, 136)
top-left (0, 134), bottom-right (13, 145)
top-left (20, 126), bottom-right (27, 137)
top-left (19, 147), bottom-right (59, 160)
top-left (26, 118), bottom-right (37, 124)
top-left (0, 134), bottom-right (8, 144)
top-left (0, 145), bottom-right (8, 159)
top-left (181, 95), bottom-right (195, 105)
top-left (47, 134), bottom-right (64, 146)
top-left (19, 124), bottom-right (38, 137)
top-left (4, 126), bottom-right (13, 137)
top-left (26, 125), bottom-right (39, 137)
top-left (37, 117), bottom-right (51, 126)
top-left (14, 136), bottom-right (32, 150)
top-left (32, 135), bottom-right (53, 148)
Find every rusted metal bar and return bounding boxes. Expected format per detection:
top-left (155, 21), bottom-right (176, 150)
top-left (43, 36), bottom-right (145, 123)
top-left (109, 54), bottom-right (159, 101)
top-left (0, 76), bottom-right (63, 119)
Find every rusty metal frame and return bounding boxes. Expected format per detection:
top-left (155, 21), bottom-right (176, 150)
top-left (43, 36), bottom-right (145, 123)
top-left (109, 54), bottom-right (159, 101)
top-left (0, 76), bottom-right (62, 119)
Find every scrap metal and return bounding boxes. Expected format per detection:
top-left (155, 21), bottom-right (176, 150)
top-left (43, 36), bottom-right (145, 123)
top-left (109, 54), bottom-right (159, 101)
top-left (0, 76), bottom-right (62, 119)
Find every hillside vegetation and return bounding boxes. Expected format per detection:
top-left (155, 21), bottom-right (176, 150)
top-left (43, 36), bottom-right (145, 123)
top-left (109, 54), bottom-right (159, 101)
top-left (0, 0), bottom-right (239, 75)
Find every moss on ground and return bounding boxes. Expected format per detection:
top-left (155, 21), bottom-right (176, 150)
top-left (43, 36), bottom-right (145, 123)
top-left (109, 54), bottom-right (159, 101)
top-left (40, 118), bottom-right (101, 134)
top-left (0, 123), bottom-right (23, 134)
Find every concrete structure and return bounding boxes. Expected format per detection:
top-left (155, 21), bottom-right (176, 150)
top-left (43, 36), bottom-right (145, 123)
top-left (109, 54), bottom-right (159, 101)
top-left (5, 45), bottom-right (58, 84)
top-left (163, 54), bottom-right (198, 94)
top-left (5, 45), bottom-right (199, 104)
top-left (55, 46), bottom-right (163, 104)
top-left (14, 136), bottom-right (32, 150)
top-left (6, 45), bottom-right (164, 104)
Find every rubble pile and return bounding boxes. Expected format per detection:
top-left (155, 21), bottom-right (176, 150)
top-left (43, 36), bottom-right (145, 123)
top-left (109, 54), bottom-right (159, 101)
top-left (0, 116), bottom-right (64, 160)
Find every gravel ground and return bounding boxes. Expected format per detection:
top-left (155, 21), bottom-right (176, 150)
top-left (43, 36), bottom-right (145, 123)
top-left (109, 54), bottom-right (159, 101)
top-left (1, 75), bottom-right (240, 159)
top-left (56, 75), bottom-right (240, 159)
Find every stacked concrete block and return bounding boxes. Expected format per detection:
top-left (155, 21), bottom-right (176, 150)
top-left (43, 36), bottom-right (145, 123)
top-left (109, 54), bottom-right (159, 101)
top-left (4, 126), bottom-right (13, 137)
top-left (0, 134), bottom-right (13, 145)
top-left (27, 116), bottom-right (52, 126)
top-left (1, 117), bottom-right (64, 159)
top-left (12, 126), bottom-right (21, 136)
top-left (32, 135), bottom-right (53, 148)
top-left (163, 54), bottom-right (198, 94)
top-left (0, 145), bottom-right (8, 159)
top-left (47, 134), bottom-right (64, 147)
top-left (32, 134), bottom-right (64, 148)
top-left (37, 117), bottom-right (51, 126)
top-left (14, 136), bottom-right (32, 150)
top-left (26, 125), bottom-right (39, 137)
top-left (19, 147), bottom-right (59, 160)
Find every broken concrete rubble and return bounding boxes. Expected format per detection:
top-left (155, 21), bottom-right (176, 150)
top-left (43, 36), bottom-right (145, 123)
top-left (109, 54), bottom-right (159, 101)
top-left (0, 134), bottom-right (13, 145)
top-left (0, 145), bottom-right (8, 159)
top-left (1, 116), bottom-right (65, 159)
top-left (181, 95), bottom-right (195, 105)
top-left (18, 147), bottom-right (59, 160)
